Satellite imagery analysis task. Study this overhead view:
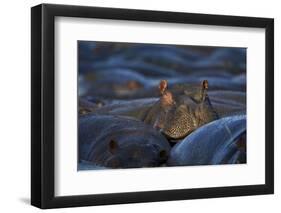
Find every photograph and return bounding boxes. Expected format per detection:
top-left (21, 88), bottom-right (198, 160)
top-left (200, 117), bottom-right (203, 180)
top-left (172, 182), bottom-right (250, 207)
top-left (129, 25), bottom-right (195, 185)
top-left (30, 3), bottom-right (274, 209)
top-left (78, 41), bottom-right (247, 170)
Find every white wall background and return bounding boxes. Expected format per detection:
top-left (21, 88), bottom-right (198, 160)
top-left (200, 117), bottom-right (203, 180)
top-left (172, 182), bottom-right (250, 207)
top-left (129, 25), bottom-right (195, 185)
top-left (0, 0), bottom-right (279, 212)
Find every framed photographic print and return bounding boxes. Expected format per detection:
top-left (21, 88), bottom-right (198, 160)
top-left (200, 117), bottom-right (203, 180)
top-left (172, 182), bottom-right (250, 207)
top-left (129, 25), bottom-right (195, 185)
top-left (31, 3), bottom-right (274, 209)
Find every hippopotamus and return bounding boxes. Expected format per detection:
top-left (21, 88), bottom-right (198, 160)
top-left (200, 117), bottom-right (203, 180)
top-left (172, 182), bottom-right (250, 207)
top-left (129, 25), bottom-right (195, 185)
top-left (167, 115), bottom-right (246, 166)
top-left (142, 79), bottom-right (219, 140)
top-left (79, 115), bottom-right (171, 169)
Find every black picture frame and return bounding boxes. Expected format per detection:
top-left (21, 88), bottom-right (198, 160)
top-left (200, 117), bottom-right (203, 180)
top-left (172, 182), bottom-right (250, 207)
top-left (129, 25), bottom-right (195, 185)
top-left (31, 3), bottom-right (274, 209)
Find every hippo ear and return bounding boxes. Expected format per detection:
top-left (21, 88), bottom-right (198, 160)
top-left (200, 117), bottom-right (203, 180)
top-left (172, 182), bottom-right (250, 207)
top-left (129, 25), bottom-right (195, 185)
top-left (202, 80), bottom-right (208, 90)
top-left (109, 140), bottom-right (119, 154)
top-left (199, 80), bottom-right (208, 102)
top-left (159, 80), bottom-right (168, 95)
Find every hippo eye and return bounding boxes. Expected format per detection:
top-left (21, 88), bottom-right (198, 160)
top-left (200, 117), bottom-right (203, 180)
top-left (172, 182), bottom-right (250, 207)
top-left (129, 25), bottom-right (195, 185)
top-left (159, 150), bottom-right (167, 159)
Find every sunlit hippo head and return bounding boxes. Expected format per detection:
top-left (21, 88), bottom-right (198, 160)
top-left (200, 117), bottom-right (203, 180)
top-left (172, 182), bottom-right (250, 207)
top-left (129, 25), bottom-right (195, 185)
top-left (151, 80), bottom-right (218, 140)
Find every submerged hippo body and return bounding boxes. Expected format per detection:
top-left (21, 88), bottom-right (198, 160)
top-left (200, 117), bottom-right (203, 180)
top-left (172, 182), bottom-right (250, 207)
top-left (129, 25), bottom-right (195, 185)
top-left (79, 115), bottom-right (171, 169)
top-left (167, 115), bottom-right (246, 166)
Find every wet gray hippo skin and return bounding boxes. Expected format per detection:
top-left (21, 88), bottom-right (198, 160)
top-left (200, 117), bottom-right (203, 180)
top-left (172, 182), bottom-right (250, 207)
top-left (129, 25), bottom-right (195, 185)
top-left (167, 115), bottom-right (246, 166)
top-left (208, 90), bottom-right (246, 117)
top-left (86, 98), bottom-right (157, 119)
top-left (79, 115), bottom-right (171, 168)
top-left (79, 98), bottom-right (104, 115)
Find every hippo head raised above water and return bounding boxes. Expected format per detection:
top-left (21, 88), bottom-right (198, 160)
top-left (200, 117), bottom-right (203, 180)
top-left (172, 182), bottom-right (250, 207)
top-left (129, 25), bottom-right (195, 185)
top-left (146, 79), bottom-right (219, 140)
